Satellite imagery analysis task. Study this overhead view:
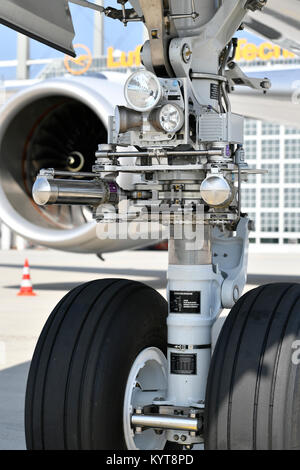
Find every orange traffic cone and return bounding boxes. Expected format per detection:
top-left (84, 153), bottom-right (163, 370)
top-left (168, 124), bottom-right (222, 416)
top-left (17, 259), bottom-right (36, 296)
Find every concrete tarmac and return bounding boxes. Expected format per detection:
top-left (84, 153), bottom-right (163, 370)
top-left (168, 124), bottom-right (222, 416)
top-left (0, 249), bottom-right (299, 450)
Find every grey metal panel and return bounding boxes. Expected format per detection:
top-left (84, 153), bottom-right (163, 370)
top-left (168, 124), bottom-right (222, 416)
top-left (0, 0), bottom-right (75, 57)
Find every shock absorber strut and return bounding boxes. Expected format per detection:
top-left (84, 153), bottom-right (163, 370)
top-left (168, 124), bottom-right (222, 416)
top-left (166, 224), bottom-right (223, 407)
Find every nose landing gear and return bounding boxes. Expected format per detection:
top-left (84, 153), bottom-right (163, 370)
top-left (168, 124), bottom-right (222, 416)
top-left (24, 0), bottom-right (299, 452)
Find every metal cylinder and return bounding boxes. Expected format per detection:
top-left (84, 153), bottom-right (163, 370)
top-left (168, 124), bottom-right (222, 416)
top-left (115, 106), bottom-right (143, 134)
top-left (32, 176), bottom-right (107, 206)
top-left (166, 224), bottom-right (222, 406)
top-left (131, 414), bottom-right (199, 432)
top-left (169, 225), bottom-right (212, 265)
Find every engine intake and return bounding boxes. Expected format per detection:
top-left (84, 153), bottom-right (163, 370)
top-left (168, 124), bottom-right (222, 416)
top-left (0, 76), bottom-right (150, 253)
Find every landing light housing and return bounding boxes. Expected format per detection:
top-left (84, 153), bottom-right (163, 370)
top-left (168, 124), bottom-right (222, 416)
top-left (200, 174), bottom-right (232, 207)
top-left (124, 71), bottom-right (162, 113)
top-left (151, 103), bottom-right (184, 133)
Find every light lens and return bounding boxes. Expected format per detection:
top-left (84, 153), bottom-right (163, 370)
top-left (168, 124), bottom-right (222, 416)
top-left (200, 175), bottom-right (232, 207)
top-left (158, 104), bottom-right (184, 133)
top-left (125, 71), bottom-right (162, 112)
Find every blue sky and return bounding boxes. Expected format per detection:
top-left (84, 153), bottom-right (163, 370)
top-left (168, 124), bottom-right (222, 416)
top-left (0, 1), bottom-right (144, 79)
top-left (0, 1), bottom-right (262, 80)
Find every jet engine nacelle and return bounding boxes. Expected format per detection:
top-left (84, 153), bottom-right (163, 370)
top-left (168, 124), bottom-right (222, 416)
top-left (0, 75), bottom-right (152, 253)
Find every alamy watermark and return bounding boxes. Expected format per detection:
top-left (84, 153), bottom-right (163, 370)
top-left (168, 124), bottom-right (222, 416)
top-left (95, 200), bottom-right (205, 251)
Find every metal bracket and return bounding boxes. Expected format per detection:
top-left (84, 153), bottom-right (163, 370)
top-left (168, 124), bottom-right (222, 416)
top-left (69, 0), bottom-right (142, 24)
top-left (139, 0), bottom-right (175, 77)
top-left (69, 0), bottom-right (105, 12)
top-left (212, 217), bottom-right (250, 308)
top-left (245, 0), bottom-right (268, 12)
top-left (225, 61), bottom-right (271, 91)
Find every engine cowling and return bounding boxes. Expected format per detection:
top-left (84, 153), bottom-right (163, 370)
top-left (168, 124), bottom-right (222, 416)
top-left (0, 75), bottom-right (153, 253)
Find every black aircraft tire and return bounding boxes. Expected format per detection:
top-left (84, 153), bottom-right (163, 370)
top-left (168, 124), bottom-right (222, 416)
top-left (205, 283), bottom-right (300, 450)
top-left (25, 278), bottom-right (168, 450)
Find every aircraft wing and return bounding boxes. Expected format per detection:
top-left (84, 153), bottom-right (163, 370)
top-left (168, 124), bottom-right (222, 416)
top-left (0, 0), bottom-right (75, 57)
top-left (231, 0), bottom-right (300, 129)
top-left (245, 0), bottom-right (300, 55)
top-left (231, 69), bottom-right (300, 128)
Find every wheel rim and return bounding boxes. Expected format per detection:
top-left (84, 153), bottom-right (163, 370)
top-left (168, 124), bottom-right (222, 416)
top-left (123, 347), bottom-right (168, 450)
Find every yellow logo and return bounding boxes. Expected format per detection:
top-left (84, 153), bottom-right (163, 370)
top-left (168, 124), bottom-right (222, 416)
top-left (236, 38), bottom-right (295, 62)
top-left (107, 45), bottom-right (142, 68)
top-left (64, 44), bottom-right (93, 75)
top-left (105, 40), bottom-right (295, 69)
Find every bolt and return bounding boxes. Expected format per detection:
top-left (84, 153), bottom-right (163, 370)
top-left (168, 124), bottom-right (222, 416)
top-left (135, 427), bottom-right (142, 434)
top-left (182, 44), bottom-right (192, 64)
top-left (190, 431), bottom-right (196, 437)
top-left (155, 429), bottom-right (163, 435)
top-left (248, 219), bottom-right (255, 231)
top-left (261, 80), bottom-right (271, 90)
top-left (180, 435), bottom-right (187, 442)
top-left (136, 406), bottom-right (143, 414)
top-left (173, 434), bottom-right (179, 441)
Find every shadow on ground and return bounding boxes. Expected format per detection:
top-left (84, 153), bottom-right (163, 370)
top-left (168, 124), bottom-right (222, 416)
top-left (3, 267), bottom-right (300, 291)
top-left (0, 361), bottom-right (30, 450)
top-left (3, 265), bottom-right (167, 291)
top-left (1, 260), bottom-right (167, 290)
top-left (0, 263), bottom-right (165, 278)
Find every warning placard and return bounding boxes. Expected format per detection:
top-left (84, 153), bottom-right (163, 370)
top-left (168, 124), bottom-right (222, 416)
top-left (169, 291), bottom-right (201, 314)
